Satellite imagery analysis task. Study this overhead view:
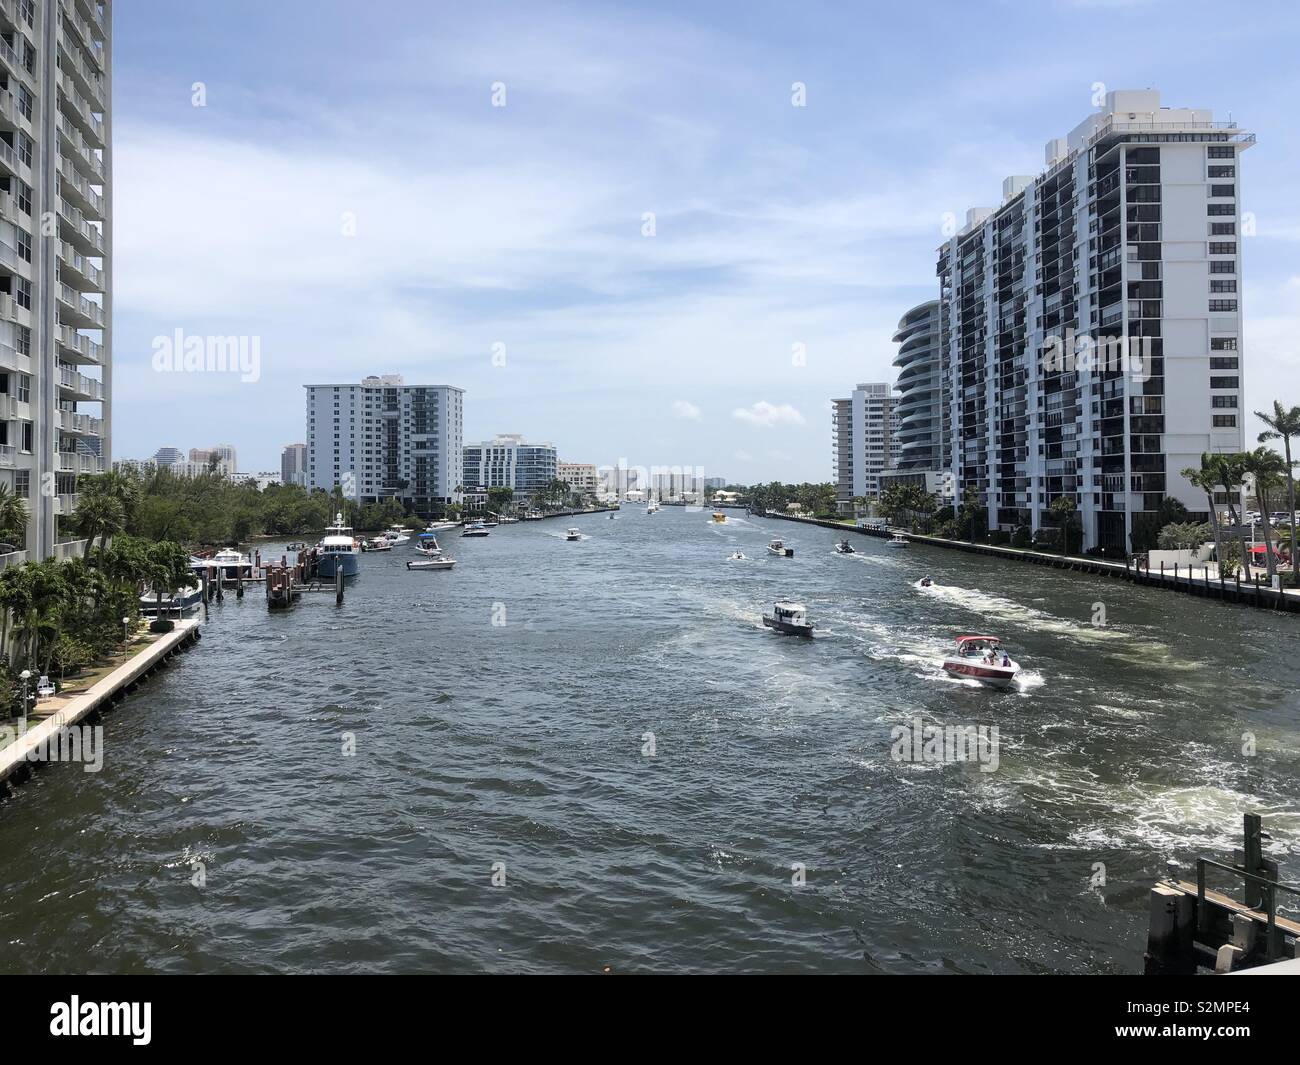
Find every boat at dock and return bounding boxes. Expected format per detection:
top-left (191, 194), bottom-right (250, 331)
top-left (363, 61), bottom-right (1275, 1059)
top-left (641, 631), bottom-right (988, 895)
top-left (941, 635), bottom-right (1019, 688)
top-left (140, 582), bottom-right (204, 615)
top-left (767, 538), bottom-right (794, 557)
top-left (762, 601), bottom-right (814, 636)
top-left (314, 513), bottom-right (361, 578)
top-left (383, 525), bottom-right (411, 545)
top-left (363, 537), bottom-right (392, 552)
top-left (190, 547), bottom-right (254, 581)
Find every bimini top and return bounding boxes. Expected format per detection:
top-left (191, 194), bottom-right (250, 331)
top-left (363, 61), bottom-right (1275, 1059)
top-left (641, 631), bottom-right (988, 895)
top-left (956, 635), bottom-right (1001, 645)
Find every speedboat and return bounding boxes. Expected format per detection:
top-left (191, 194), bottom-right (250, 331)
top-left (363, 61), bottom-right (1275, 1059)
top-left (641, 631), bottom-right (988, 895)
top-left (762, 600), bottom-right (814, 637)
top-left (941, 635), bottom-right (1020, 688)
top-left (834, 539), bottom-right (855, 554)
top-left (461, 522), bottom-right (491, 537)
top-left (314, 513), bottom-right (361, 578)
top-left (383, 525), bottom-right (411, 545)
top-left (727, 551), bottom-right (747, 561)
top-left (767, 538), bottom-right (794, 558)
top-left (566, 527), bottom-right (582, 541)
top-left (917, 575), bottom-right (934, 588)
top-left (190, 547), bottom-right (253, 581)
top-left (140, 581), bottom-right (204, 615)
top-left (414, 533), bottom-right (442, 555)
top-left (712, 512), bottom-right (727, 523)
top-left (886, 533), bottom-right (910, 548)
top-left (407, 557), bottom-right (457, 571)
top-left (646, 501), bottom-right (660, 513)
top-left (365, 537), bottom-right (392, 552)
top-left (286, 541), bottom-right (307, 552)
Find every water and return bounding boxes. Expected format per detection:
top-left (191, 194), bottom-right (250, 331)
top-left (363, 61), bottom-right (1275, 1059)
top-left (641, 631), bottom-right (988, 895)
top-left (2, 507), bottom-right (1298, 973)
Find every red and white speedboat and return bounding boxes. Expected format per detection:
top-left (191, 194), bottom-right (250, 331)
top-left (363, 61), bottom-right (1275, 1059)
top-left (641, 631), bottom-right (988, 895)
top-left (942, 635), bottom-right (1019, 688)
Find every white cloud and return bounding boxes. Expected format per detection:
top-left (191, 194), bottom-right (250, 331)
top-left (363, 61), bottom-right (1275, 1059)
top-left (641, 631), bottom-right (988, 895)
top-left (732, 401), bottom-right (805, 429)
top-left (671, 399), bottom-right (702, 421)
top-left (733, 449), bottom-right (753, 462)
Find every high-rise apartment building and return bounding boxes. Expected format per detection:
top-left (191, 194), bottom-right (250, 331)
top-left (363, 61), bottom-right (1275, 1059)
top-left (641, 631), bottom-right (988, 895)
top-left (462, 434), bottom-right (556, 499)
top-left (938, 90), bottom-right (1251, 553)
top-left (880, 300), bottom-right (949, 500)
top-left (557, 461), bottom-right (597, 498)
top-left (0, 0), bottom-right (111, 559)
top-left (280, 442), bottom-right (306, 487)
top-left (305, 374), bottom-right (464, 515)
top-left (832, 383), bottom-right (899, 504)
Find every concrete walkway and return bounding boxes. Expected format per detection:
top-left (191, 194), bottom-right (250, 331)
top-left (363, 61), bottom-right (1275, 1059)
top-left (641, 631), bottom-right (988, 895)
top-left (0, 618), bottom-right (201, 785)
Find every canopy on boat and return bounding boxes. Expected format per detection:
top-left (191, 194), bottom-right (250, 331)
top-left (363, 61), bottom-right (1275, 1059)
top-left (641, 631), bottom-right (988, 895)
top-left (956, 635), bottom-right (1001, 645)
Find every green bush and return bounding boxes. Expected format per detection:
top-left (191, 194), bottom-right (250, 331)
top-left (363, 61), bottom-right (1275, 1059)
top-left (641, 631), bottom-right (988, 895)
top-left (1011, 525), bottom-right (1031, 548)
top-left (52, 634), bottom-right (95, 678)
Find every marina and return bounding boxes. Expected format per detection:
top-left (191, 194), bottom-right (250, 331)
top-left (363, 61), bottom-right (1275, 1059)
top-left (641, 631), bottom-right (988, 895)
top-left (1, 505), bottom-right (1296, 973)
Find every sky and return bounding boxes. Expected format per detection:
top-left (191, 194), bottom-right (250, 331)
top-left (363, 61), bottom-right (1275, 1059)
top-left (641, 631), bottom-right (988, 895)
top-left (111, 0), bottom-right (1300, 482)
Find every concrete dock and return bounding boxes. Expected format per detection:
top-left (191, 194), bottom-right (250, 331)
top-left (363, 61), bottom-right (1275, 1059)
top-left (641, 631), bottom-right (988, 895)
top-left (0, 618), bottom-right (202, 789)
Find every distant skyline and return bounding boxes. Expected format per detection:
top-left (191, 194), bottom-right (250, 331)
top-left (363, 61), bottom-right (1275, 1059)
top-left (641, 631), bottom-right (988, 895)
top-left (112, 0), bottom-right (1300, 479)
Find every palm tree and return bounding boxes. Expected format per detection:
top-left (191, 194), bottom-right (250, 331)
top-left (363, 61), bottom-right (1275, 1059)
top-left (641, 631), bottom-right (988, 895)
top-left (1255, 400), bottom-right (1300, 584)
top-left (1048, 495), bottom-right (1078, 555)
top-left (1211, 453), bottom-right (1253, 579)
top-left (1180, 454), bottom-right (1228, 574)
top-left (74, 492), bottom-right (125, 557)
top-left (1242, 447), bottom-right (1289, 583)
top-left (0, 481), bottom-right (28, 548)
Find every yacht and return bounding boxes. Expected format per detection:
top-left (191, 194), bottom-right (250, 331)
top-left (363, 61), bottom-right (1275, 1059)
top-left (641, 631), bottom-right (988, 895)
top-left (364, 537), bottom-right (392, 552)
top-left (461, 522), bottom-right (491, 537)
top-left (190, 547), bottom-right (253, 581)
top-left (383, 525), bottom-right (411, 545)
top-left (315, 513), bottom-right (361, 578)
top-left (140, 581), bottom-right (204, 615)
top-left (566, 527), bottom-right (582, 541)
top-left (767, 538), bottom-right (794, 558)
top-left (941, 636), bottom-right (1020, 688)
top-left (407, 557), bottom-right (457, 571)
top-left (762, 601), bottom-right (814, 637)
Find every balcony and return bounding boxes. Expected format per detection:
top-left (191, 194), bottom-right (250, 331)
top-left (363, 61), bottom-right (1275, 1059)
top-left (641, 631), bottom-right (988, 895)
top-left (79, 453), bottom-right (103, 474)
top-left (73, 412), bottom-right (102, 436)
top-left (57, 451), bottom-right (76, 472)
top-left (57, 283), bottom-right (104, 329)
top-left (0, 443), bottom-right (12, 467)
top-left (58, 32), bottom-right (107, 109)
top-left (58, 365), bottom-right (103, 400)
top-left (56, 115), bottom-right (104, 182)
top-left (56, 73), bottom-right (105, 147)
top-left (58, 243), bottom-right (103, 293)
top-left (56, 324), bottom-right (102, 364)
top-left (58, 199), bottom-right (104, 255)
top-left (56, 156), bottom-right (104, 219)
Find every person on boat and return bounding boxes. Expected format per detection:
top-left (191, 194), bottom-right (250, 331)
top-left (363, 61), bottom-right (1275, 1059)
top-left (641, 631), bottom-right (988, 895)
top-left (1002, 652), bottom-right (1011, 668)
top-left (920, 576), bottom-right (932, 587)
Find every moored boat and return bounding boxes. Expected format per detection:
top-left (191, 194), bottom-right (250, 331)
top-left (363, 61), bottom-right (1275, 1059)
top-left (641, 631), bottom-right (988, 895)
top-left (941, 635), bottom-right (1020, 688)
top-left (762, 600), bottom-right (814, 636)
top-left (407, 557), bottom-right (457, 570)
top-left (315, 513), bottom-right (361, 578)
top-left (461, 522), bottom-right (491, 537)
top-left (885, 532), bottom-right (910, 548)
top-left (140, 581), bottom-right (204, 615)
top-left (383, 525), bottom-right (411, 545)
top-left (189, 547), bottom-right (254, 581)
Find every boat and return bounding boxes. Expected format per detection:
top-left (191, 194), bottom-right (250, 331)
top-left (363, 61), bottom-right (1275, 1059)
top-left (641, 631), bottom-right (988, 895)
top-left (885, 533), bottom-right (910, 548)
top-left (314, 513), bottom-right (361, 578)
top-left (712, 512), bottom-right (727, 523)
top-left (189, 547), bottom-right (253, 581)
top-left (139, 581), bottom-right (204, 615)
top-left (286, 541), bottom-right (307, 552)
top-left (767, 538), bottom-right (794, 558)
top-left (762, 600), bottom-right (814, 636)
top-left (941, 635), bottom-right (1020, 688)
top-left (414, 533), bottom-right (442, 555)
top-left (566, 527), bottom-right (582, 541)
top-left (646, 500), bottom-right (660, 513)
top-left (608, 514), bottom-right (616, 520)
top-left (365, 537), bottom-right (392, 552)
top-left (383, 525), bottom-right (411, 545)
top-left (834, 539), bottom-right (855, 554)
top-left (727, 551), bottom-right (747, 561)
top-left (407, 557), bottom-right (457, 571)
top-left (917, 575), bottom-right (934, 588)
top-left (461, 522), bottom-right (491, 537)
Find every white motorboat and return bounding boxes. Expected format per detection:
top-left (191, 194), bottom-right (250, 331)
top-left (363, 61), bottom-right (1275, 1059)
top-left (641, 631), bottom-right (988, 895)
top-left (414, 534), bottom-right (442, 555)
top-left (189, 547), bottom-right (253, 581)
top-left (461, 522), bottom-right (491, 537)
top-left (762, 600), bottom-right (814, 637)
top-left (407, 557), bottom-right (457, 571)
top-left (727, 551), bottom-right (747, 561)
top-left (941, 635), bottom-right (1020, 688)
top-left (834, 539), bottom-right (855, 554)
top-left (383, 525), bottom-right (411, 545)
top-left (365, 537), bottom-right (392, 552)
top-left (140, 581), bottom-right (204, 615)
top-left (767, 538), bottom-right (794, 558)
top-left (885, 533), bottom-right (910, 548)
top-left (566, 527), bottom-right (582, 541)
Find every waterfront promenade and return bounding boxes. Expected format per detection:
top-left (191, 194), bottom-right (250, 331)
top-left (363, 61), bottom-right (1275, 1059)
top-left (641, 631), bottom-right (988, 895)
top-left (0, 619), bottom-right (202, 787)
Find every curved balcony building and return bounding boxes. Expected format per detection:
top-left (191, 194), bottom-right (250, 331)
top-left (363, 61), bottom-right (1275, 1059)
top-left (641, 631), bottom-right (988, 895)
top-left (890, 300), bottom-right (942, 471)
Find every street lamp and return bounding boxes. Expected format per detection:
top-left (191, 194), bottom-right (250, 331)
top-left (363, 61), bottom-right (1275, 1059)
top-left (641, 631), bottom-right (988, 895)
top-left (121, 615), bottom-right (131, 646)
top-left (19, 669), bottom-right (30, 734)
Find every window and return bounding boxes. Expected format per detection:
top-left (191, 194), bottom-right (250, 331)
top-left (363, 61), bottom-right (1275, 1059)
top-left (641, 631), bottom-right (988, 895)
top-left (1209, 242), bottom-right (1236, 254)
top-left (17, 85), bottom-right (31, 122)
top-left (1212, 395), bottom-right (1238, 408)
top-left (16, 133), bottom-right (30, 168)
top-left (16, 373), bottom-right (28, 402)
top-left (1211, 337), bottom-right (1238, 350)
top-left (1210, 184), bottom-right (1235, 197)
top-left (1208, 146), bottom-right (1235, 159)
top-left (14, 325), bottom-right (28, 355)
top-left (1210, 280), bottom-right (1237, 293)
top-left (1213, 414), bottom-right (1237, 427)
top-left (1210, 376), bottom-right (1239, 389)
top-left (15, 180), bottom-right (29, 214)
top-left (14, 277), bottom-right (29, 309)
top-left (14, 469), bottom-right (27, 497)
top-left (1208, 204), bottom-right (1235, 216)
top-left (1209, 260), bottom-right (1235, 273)
top-left (1210, 357), bottom-right (1238, 370)
top-left (20, 421), bottom-right (31, 451)
top-left (1208, 165), bottom-right (1235, 178)
top-left (15, 227), bottom-right (29, 262)
top-left (1210, 222), bottom-right (1235, 235)
top-left (1208, 299), bottom-right (1237, 312)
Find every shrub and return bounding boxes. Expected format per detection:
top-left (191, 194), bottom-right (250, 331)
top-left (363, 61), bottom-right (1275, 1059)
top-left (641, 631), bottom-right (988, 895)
top-left (52, 634), bottom-right (94, 678)
top-left (1010, 525), bottom-right (1031, 548)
